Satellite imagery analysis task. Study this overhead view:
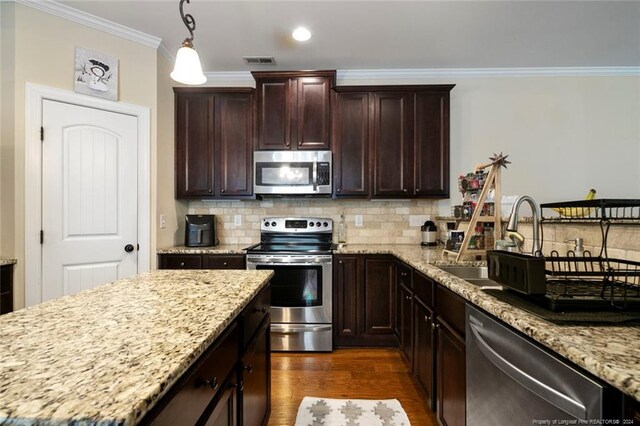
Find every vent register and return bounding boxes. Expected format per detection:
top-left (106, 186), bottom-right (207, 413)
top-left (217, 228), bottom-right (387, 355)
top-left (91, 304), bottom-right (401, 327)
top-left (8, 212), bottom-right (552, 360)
top-left (243, 56), bottom-right (276, 65)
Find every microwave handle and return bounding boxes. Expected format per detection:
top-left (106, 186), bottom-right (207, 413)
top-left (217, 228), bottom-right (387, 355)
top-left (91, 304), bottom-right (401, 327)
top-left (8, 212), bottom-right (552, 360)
top-left (312, 162), bottom-right (318, 191)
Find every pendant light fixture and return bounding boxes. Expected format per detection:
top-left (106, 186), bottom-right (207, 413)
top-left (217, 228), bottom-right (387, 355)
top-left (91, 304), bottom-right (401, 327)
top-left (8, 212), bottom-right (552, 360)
top-left (170, 0), bottom-right (207, 85)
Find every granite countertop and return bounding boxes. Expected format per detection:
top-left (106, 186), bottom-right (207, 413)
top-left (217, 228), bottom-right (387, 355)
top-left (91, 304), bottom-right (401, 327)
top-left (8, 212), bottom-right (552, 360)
top-left (336, 244), bottom-right (640, 401)
top-left (157, 244), bottom-right (249, 254)
top-left (0, 258), bottom-right (17, 266)
top-left (0, 269), bottom-right (273, 425)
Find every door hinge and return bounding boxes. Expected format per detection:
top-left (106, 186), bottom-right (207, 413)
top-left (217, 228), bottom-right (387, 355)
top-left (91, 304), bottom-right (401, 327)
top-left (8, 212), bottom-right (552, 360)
top-left (40, 127), bottom-right (44, 142)
top-left (40, 230), bottom-right (44, 244)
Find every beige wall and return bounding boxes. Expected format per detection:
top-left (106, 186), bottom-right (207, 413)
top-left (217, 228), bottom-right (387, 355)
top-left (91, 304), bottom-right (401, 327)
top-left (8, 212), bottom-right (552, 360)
top-left (5, 4), bottom-right (158, 309)
top-left (0, 2), bottom-right (16, 258)
top-left (156, 52), bottom-right (187, 255)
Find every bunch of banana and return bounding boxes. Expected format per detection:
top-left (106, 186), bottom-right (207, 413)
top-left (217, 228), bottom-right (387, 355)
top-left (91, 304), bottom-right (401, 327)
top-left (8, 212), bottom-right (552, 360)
top-left (550, 189), bottom-right (597, 217)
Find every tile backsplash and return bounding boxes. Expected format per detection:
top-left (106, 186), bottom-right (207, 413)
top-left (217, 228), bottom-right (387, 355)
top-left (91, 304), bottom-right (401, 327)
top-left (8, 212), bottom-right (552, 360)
top-left (189, 199), bottom-right (438, 245)
top-left (499, 222), bottom-right (640, 262)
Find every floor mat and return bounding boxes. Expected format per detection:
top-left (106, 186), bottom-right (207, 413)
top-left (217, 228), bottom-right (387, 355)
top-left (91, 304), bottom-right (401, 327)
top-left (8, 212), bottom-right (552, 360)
top-left (295, 396), bottom-right (411, 426)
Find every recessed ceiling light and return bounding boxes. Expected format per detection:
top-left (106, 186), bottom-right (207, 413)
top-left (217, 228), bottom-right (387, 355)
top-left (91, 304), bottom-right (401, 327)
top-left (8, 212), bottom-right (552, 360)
top-left (292, 27), bottom-right (312, 42)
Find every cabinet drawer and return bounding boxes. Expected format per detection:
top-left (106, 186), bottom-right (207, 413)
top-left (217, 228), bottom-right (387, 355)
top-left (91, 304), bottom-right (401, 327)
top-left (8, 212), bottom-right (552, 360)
top-left (435, 284), bottom-right (466, 337)
top-left (203, 255), bottom-right (246, 269)
top-left (160, 255), bottom-right (203, 269)
top-left (413, 271), bottom-right (434, 308)
top-left (242, 286), bottom-right (271, 349)
top-left (150, 324), bottom-right (238, 426)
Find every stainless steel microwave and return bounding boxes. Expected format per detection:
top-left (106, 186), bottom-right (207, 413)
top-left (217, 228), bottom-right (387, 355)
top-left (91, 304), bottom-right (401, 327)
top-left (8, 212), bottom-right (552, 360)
top-left (254, 151), bottom-right (332, 195)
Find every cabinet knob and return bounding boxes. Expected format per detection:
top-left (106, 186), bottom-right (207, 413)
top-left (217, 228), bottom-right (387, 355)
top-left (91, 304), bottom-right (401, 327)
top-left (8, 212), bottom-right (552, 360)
top-left (337, 188), bottom-right (341, 193)
top-left (416, 188), bottom-right (420, 192)
top-left (180, 262), bottom-right (185, 267)
top-left (403, 188), bottom-right (408, 192)
top-left (339, 260), bottom-right (343, 264)
top-left (253, 306), bottom-right (267, 314)
top-left (197, 376), bottom-right (219, 390)
top-left (432, 322), bottom-right (439, 330)
top-left (221, 189), bottom-right (226, 193)
top-left (223, 261), bottom-right (228, 266)
top-left (401, 272), bottom-right (407, 277)
top-left (208, 189), bottom-right (213, 193)
top-left (424, 315), bottom-right (429, 322)
top-left (245, 364), bottom-right (254, 373)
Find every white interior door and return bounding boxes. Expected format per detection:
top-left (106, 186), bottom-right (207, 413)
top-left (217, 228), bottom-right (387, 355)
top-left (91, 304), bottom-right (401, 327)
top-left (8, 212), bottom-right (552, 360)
top-left (41, 100), bottom-right (138, 302)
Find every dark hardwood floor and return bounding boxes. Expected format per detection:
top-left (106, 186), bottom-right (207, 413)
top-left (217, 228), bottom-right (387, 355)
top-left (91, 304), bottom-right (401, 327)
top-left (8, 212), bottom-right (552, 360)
top-left (268, 348), bottom-right (437, 425)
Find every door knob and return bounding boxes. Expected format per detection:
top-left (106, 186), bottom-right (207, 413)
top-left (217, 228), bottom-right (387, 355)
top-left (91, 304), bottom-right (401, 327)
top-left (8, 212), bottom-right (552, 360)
top-left (124, 244), bottom-right (135, 253)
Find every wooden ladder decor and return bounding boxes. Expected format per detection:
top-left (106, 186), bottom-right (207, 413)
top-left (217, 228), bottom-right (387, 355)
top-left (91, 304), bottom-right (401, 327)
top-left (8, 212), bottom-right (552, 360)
top-left (444, 153), bottom-right (509, 261)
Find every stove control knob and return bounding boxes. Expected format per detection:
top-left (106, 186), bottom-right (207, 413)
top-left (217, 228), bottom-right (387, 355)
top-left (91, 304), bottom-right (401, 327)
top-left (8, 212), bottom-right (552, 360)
top-left (316, 222), bottom-right (321, 227)
top-left (271, 221), bottom-right (277, 227)
top-left (309, 222), bottom-right (314, 227)
top-left (323, 222), bottom-right (328, 227)
top-left (264, 221), bottom-right (270, 227)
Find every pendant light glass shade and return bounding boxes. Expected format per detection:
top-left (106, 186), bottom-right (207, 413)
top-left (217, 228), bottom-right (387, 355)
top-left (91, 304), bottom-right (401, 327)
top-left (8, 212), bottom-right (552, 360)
top-left (171, 41), bottom-right (206, 85)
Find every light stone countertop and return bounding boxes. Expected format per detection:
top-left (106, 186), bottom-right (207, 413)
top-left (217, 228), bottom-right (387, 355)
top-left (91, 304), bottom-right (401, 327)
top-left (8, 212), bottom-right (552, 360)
top-left (0, 269), bottom-right (273, 425)
top-left (0, 258), bottom-right (17, 266)
top-left (157, 244), bottom-right (250, 254)
top-left (335, 244), bottom-right (640, 401)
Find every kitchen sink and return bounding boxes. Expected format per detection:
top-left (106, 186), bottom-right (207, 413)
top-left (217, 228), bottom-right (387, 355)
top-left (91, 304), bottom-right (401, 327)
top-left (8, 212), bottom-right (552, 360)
top-left (439, 266), bottom-right (488, 279)
top-left (439, 266), bottom-right (502, 289)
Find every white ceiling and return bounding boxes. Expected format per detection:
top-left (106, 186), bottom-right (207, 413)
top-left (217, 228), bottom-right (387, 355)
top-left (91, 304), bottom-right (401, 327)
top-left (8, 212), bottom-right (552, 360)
top-left (58, 0), bottom-right (640, 72)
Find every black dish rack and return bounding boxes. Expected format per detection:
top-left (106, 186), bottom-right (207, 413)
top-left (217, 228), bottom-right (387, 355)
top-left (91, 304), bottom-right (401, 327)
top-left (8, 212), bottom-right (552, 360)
top-left (485, 199), bottom-right (640, 315)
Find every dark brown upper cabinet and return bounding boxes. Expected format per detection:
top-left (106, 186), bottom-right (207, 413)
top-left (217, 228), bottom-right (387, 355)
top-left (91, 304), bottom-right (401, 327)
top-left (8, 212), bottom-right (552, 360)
top-left (252, 71), bottom-right (335, 150)
top-left (332, 85), bottom-right (454, 199)
top-left (332, 91), bottom-right (371, 197)
top-left (174, 88), bottom-right (254, 199)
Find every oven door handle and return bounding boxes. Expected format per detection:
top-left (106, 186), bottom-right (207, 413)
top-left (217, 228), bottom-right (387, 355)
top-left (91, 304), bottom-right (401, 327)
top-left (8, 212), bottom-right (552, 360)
top-left (247, 259), bottom-right (332, 265)
top-left (271, 324), bottom-right (332, 334)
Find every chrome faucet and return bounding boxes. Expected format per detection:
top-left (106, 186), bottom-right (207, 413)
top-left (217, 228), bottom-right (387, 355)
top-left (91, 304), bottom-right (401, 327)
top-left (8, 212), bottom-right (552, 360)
top-left (506, 195), bottom-right (542, 256)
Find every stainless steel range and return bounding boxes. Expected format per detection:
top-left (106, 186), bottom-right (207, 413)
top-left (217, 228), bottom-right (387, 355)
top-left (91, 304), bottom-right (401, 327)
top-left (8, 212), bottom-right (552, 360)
top-left (246, 217), bottom-right (333, 352)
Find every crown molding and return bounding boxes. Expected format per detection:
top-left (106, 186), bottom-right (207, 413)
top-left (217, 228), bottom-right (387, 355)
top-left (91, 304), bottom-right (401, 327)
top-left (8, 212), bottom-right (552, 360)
top-left (14, 0), bottom-right (161, 49)
top-left (201, 67), bottom-right (640, 85)
top-left (336, 67), bottom-right (640, 81)
top-left (157, 42), bottom-right (174, 63)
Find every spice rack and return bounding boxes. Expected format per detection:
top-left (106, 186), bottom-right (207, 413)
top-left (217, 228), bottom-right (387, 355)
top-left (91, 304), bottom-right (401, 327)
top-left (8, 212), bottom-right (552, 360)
top-left (444, 155), bottom-right (506, 261)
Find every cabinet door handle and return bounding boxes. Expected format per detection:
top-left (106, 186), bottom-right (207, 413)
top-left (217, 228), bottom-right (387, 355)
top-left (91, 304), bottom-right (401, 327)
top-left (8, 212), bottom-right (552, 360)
top-left (245, 364), bottom-right (254, 373)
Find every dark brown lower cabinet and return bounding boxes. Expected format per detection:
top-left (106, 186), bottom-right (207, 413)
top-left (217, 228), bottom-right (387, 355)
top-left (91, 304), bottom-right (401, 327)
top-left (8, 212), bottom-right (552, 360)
top-left (333, 255), bottom-right (397, 347)
top-left (398, 283), bottom-right (413, 367)
top-left (142, 285), bottom-right (271, 426)
top-left (158, 254), bottom-right (245, 270)
top-left (203, 375), bottom-right (238, 426)
top-left (414, 299), bottom-right (436, 411)
top-left (436, 320), bottom-right (465, 426)
top-left (240, 319), bottom-right (271, 426)
top-left (0, 264), bottom-right (14, 315)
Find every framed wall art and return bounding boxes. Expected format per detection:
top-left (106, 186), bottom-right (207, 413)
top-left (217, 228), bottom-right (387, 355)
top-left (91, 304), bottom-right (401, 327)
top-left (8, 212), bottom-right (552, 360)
top-left (74, 47), bottom-right (118, 101)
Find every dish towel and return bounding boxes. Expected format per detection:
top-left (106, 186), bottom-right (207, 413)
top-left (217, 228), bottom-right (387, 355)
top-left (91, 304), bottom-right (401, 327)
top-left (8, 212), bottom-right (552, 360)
top-left (295, 396), bottom-right (411, 426)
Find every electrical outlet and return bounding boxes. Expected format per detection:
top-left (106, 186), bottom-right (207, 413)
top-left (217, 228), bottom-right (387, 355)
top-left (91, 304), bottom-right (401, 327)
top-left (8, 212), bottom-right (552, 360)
top-left (234, 215), bottom-right (242, 226)
top-left (355, 215), bottom-right (363, 227)
top-left (409, 215), bottom-right (431, 227)
top-left (159, 214), bottom-right (167, 229)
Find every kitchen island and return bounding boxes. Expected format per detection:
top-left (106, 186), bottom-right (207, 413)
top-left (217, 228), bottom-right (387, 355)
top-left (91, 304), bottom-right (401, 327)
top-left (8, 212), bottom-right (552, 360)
top-left (0, 269), bottom-right (273, 425)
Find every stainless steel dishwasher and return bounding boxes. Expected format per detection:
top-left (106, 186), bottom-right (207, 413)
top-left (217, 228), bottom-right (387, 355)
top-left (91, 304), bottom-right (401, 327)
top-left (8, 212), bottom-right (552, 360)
top-left (466, 305), bottom-right (610, 425)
